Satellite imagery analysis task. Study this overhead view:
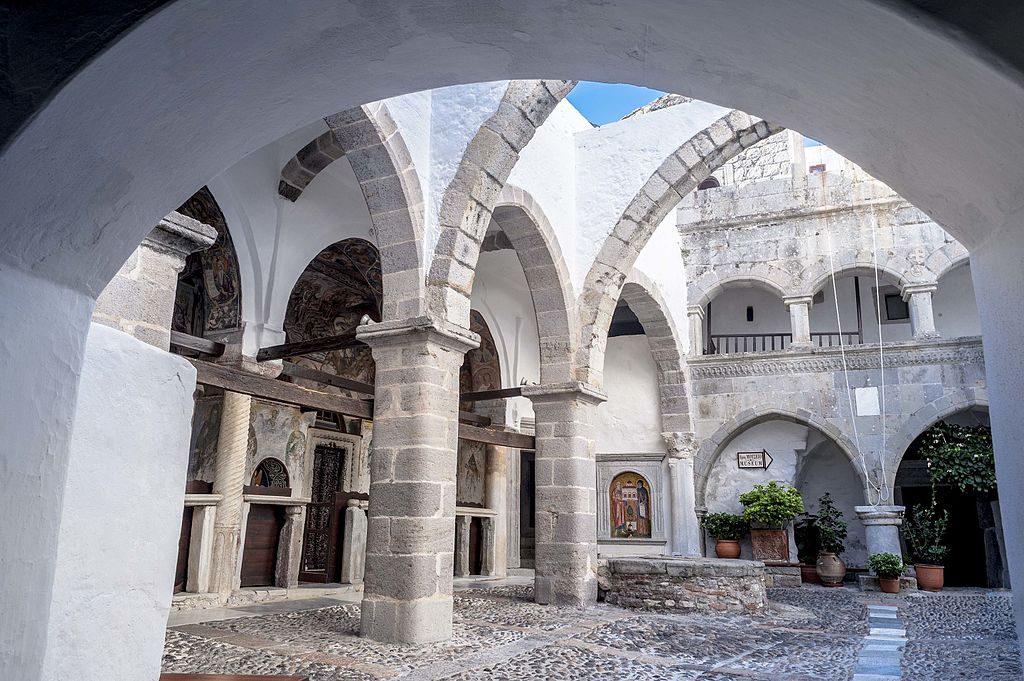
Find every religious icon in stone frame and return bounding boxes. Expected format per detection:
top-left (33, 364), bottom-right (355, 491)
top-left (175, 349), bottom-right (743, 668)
top-left (609, 471), bottom-right (653, 538)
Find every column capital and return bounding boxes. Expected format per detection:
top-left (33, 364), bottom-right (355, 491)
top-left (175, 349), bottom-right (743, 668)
top-left (662, 431), bottom-right (698, 459)
top-left (854, 505), bottom-right (905, 526)
top-left (783, 295), bottom-right (814, 307)
top-left (356, 315), bottom-right (480, 354)
top-left (143, 210), bottom-right (218, 260)
top-left (901, 283), bottom-right (938, 301)
top-left (521, 381), bottom-right (607, 405)
top-left (686, 305), bottom-right (705, 320)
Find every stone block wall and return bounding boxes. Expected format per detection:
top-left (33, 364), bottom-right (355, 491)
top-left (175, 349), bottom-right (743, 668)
top-left (597, 557), bottom-right (767, 615)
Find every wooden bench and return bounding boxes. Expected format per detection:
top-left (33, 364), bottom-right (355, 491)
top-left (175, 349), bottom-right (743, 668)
top-left (160, 675), bottom-right (308, 681)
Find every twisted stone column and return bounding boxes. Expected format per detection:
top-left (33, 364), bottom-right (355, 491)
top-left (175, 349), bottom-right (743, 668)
top-left (209, 390), bottom-right (252, 595)
top-left (357, 316), bottom-right (478, 644)
top-left (522, 381), bottom-right (607, 606)
top-left (664, 431), bottom-right (702, 557)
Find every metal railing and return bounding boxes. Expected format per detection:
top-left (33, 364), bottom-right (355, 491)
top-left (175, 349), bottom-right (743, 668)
top-left (706, 331), bottom-right (863, 355)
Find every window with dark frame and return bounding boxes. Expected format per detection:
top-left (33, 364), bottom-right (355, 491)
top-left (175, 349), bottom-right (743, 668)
top-left (884, 293), bottom-right (910, 321)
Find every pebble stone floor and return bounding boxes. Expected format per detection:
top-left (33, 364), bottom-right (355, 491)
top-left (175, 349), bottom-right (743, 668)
top-left (163, 583), bottom-right (1020, 680)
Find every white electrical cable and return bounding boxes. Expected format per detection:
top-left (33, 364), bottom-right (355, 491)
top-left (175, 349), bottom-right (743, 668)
top-left (870, 212), bottom-right (891, 504)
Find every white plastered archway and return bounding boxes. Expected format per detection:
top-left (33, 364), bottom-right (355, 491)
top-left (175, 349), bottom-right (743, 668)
top-left (6, 1), bottom-right (1024, 677)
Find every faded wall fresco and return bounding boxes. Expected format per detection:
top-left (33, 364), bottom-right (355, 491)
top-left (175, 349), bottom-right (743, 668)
top-left (457, 440), bottom-right (487, 507)
top-left (187, 395), bottom-right (222, 482)
top-left (456, 310), bottom-right (502, 508)
top-left (247, 401), bottom-right (316, 495)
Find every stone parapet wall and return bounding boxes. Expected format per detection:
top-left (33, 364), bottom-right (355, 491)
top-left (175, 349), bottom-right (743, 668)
top-left (597, 556), bottom-right (767, 614)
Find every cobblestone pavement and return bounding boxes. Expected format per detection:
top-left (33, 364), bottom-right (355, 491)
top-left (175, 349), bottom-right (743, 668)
top-left (163, 584), bottom-right (1018, 680)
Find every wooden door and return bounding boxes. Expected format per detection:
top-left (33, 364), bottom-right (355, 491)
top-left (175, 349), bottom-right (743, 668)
top-left (300, 444), bottom-right (345, 583)
top-left (240, 504), bottom-right (284, 587)
top-left (173, 507), bottom-right (194, 593)
top-left (469, 516), bottom-right (483, 575)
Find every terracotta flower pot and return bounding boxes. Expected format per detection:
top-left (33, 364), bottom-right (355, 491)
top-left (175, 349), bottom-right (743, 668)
top-left (800, 564), bottom-right (821, 584)
top-left (816, 552), bottom-right (846, 587)
top-left (715, 539), bottom-right (742, 559)
top-left (915, 564), bottom-right (944, 592)
top-left (750, 527), bottom-right (790, 563)
top-left (878, 576), bottom-right (901, 594)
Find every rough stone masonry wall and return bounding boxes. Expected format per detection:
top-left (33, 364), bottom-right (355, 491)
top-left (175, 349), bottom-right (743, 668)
top-left (598, 557), bottom-right (767, 615)
top-left (720, 132), bottom-right (794, 186)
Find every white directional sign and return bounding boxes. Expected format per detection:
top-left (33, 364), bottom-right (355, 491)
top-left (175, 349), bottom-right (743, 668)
top-left (736, 450), bottom-right (774, 470)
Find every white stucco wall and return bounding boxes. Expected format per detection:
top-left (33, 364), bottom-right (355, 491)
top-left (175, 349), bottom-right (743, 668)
top-left (42, 324), bottom-right (196, 681)
top-left (594, 334), bottom-right (666, 454)
top-left (934, 263), bottom-right (981, 338)
top-left (635, 212), bottom-right (689, 349)
top-left (470, 248), bottom-right (541, 425)
top-left (796, 437), bottom-right (869, 567)
top-left (573, 101), bottom-right (731, 289)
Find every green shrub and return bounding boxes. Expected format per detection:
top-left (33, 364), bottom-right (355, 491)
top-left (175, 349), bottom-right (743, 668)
top-left (903, 502), bottom-right (949, 566)
top-left (868, 552), bottom-right (905, 578)
top-left (739, 481), bottom-right (805, 527)
top-left (814, 492), bottom-right (848, 556)
top-left (701, 512), bottom-right (749, 540)
top-left (917, 422), bottom-right (996, 494)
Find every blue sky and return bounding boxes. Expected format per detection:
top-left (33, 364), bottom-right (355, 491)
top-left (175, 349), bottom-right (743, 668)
top-left (566, 82), bottom-right (665, 125)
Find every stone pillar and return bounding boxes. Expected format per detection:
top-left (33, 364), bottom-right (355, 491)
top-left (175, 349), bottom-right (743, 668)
top-left (485, 443), bottom-right (509, 577)
top-left (686, 305), bottom-right (705, 356)
top-left (186, 504), bottom-right (218, 593)
top-left (276, 505), bottom-right (305, 588)
top-left (209, 391), bottom-right (253, 596)
top-left (93, 211), bottom-right (216, 349)
top-left (784, 296), bottom-right (813, 349)
top-left (522, 382), bottom-right (607, 606)
top-left (340, 500), bottom-right (367, 584)
top-left (855, 505), bottom-right (905, 559)
top-left (356, 316), bottom-right (478, 644)
top-left (480, 516), bottom-right (497, 576)
top-left (454, 514), bottom-right (472, 577)
top-left (663, 432), bottom-right (702, 557)
top-left (902, 284), bottom-right (939, 340)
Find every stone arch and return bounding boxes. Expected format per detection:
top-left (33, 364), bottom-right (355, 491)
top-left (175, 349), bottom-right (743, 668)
top-left (619, 271), bottom-right (691, 434)
top-left (694, 407), bottom-right (867, 508)
top-left (800, 258), bottom-right (915, 298)
top-left (278, 102), bottom-right (426, 320)
top-left (490, 185), bottom-right (577, 384)
top-left (927, 242), bottom-right (971, 282)
top-left (885, 390), bottom-right (989, 492)
top-left (173, 186), bottom-right (244, 337)
top-left (576, 112), bottom-right (784, 385)
top-left (689, 272), bottom-right (792, 309)
top-left (426, 80), bottom-right (575, 326)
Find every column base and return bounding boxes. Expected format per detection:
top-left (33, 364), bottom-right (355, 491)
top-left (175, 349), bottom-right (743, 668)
top-left (535, 574), bottom-right (598, 606)
top-left (360, 595), bottom-right (454, 643)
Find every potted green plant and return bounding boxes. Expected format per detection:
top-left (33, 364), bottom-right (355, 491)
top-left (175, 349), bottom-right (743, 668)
top-left (701, 512), bottom-right (749, 559)
top-left (814, 492), bottom-right (849, 587)
top-left (868, 552), bottom-right (906, 594)
top-left (739, 481), bottom-right (805, 563)
top-left (904, 501), bottom-right (949, 591)
top-left (794, 513), bottom-right (821, 584)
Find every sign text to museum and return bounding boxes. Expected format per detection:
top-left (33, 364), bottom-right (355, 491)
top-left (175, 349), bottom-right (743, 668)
top-left (736, 450), bottom-right (774, 470)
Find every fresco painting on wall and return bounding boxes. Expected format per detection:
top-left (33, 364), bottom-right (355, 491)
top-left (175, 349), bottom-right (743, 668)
top-left (610, 471), bottom-right (653, 538)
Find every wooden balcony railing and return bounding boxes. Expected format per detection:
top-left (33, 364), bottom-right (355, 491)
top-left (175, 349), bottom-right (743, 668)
top-left (706, 331), bottom-right (863, 355)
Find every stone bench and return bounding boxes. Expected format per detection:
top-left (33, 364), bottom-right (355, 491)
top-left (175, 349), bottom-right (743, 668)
top-left (597, 556), bottom-right (767, 615)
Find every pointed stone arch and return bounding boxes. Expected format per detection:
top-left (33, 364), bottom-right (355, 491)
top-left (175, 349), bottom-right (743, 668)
top-left (279, 102), bottom-right (426, 320)
top-left (694, 407), bottom-right (868, 508)
top-left (490, 185), bottom-right (576, 384)
top-left (426, 80), bottom-right (575, 326)
top-left (576, 112), bottom-right (784, 385)
top-left (618, 272), bottom-right (691, 434)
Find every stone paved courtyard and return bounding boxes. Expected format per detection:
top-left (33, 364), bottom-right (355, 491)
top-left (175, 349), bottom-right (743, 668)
top-left (163, 582), bottom-right (1020, 680)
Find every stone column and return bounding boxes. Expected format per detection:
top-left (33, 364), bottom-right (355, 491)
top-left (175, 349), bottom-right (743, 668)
top-left (209, 391), bottom-right (253, 596)
top-left (663, 432), bottom-right (702, 557)
top-left (93, 211), bottom-right (217, 349)
top-left (855, 505), bottom-right (905, 558)
top-left (485, 443), bottom-right (509, 577)
top-left (340, 500), bottom-right (367, 584)
top-left (356, 316), bottom-right (478, 644)
top-left (480, 516), bottom-right (497, 576)
top-left (784, 296), bottom-right (813, 349)
top-left (275, 505), bottom-right (305, 588)
top-left (902, 284), bottom-right (939, 340)
top-left (522, 382), bottom-right (607, 606)
top-left (186, 504), bottom-right (218, 593)
top-left (454, 514), bottom-right (472, 577)
top-left (687, 305), bottom-right (705, 356)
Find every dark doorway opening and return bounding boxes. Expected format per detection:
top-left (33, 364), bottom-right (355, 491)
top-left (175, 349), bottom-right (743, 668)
top-left (519, 450), bottom-right (536, 569)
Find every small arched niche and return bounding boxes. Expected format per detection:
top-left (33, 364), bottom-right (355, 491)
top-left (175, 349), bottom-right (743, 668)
top-left (250, 457), bottom-right (290, 489)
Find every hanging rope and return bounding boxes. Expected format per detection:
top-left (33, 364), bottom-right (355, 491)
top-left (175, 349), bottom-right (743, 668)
top-left (819, 172), bottom-right (886, 505)
top-left (870, 212), bottom-right (891, 504)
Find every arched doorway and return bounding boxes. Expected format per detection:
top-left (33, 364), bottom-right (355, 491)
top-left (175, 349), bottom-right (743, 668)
top-left (895, 407), bottom-right (1006, 587)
